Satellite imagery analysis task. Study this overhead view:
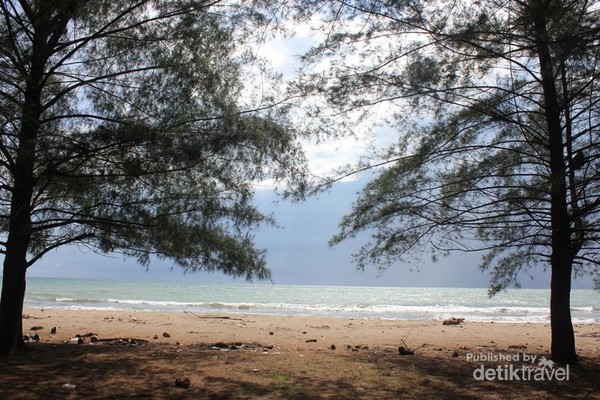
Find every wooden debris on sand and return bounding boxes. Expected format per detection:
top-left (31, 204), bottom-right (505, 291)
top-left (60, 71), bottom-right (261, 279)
top-left (442, 317), bottom-right (465, 325)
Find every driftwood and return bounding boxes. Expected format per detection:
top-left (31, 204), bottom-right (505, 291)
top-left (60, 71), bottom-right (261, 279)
top-left (95, 337), bottom-right (149, 343)
top-left (398, 335), bottom-right (415, 356)
top-left (183, 311), bottom-right (244, 321)
top-left (397, 332), bottom-right (427, 356)
top-left (442, 317), bottom-right (465, 325)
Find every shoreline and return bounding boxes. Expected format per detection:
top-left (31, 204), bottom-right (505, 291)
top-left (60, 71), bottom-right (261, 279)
top-left (22, 305), bottom-right (600, 325)
top-left (22, 307), bottom-right (600, 357)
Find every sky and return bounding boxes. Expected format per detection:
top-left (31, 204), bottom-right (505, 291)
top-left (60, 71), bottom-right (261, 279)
top-left (22, 13), bottom-right (598, 290)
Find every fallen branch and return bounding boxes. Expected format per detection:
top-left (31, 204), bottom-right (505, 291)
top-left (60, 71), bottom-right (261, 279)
top-left (183, 311), bottom-right (244, 321)
top-left (96, 338), bottom-right (149, 343)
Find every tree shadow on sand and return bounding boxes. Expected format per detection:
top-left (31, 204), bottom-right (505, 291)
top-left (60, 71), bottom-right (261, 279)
top-left (0, 343), bottom-right (598, 399)
top-left (349, 348), bottom-right (600, 399)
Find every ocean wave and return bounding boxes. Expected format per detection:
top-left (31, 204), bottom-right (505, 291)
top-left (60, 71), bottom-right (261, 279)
top-left (102, 299), bottom-right (258, 310)
top-left (571, 306), bottom-right (595, 312)
top-left (21, 282), bottom-right (598, 324)
top-left (29, 302), bottom-right (598, 324)
top-left (45, 298), bottom-right (557, 316)
top-left (46, 299), bottom-right (558, 320)
top-left (56, 297), bottom-right (104, 304)
top-left (38, 305), bottom-right (126, 312)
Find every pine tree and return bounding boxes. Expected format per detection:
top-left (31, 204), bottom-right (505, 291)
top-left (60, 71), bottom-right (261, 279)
top-left (0, 0), bottom-right (306, 356)
top-left (294, 0), bottom-right (600, 364)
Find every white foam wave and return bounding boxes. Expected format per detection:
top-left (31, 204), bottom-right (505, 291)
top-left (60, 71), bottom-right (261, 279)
top-left (22, 284), bottom-right (598, 324)
top-left (38, 298), bottom-right (563, 322)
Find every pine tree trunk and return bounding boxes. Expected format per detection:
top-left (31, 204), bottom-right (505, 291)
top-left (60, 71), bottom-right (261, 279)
top-left (550, 254), bottom-right (577, 364)
top-left (529, 0), bottom-right (578, 364)
top-left (0, 27), bottom-right (44, 357)
top-left (0, 253), bottom-right (28, 356)
top-left (0, 135), bottom-right (35, 356)
top-left (0, 124), bottom-right (36, 356)
top-left (0, 4), bottom-right (79, 356)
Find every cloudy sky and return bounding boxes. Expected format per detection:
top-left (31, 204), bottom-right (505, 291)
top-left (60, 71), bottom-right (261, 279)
top-left (26, 16), bottom-right (597, 290)
top-left (29, 174), bottom-right (595, 289)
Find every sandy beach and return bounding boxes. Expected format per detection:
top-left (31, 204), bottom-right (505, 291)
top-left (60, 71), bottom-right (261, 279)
top-left (1, 308), bottom-right (598, 399)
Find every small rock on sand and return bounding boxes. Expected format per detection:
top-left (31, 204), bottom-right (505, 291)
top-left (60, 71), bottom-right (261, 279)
top-left (162, 332), bottom-right (171, 338)
top-left (175, 378), bottom-right (190, 389)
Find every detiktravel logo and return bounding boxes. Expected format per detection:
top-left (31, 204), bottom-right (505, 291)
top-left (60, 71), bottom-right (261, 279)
top-left (467, 352), bottom-right (570, 381)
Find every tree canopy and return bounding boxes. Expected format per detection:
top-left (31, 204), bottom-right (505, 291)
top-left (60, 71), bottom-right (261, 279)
top-left (294, 0), bottom-right (600, 292)
top-left (0, 0), bottom-right (307, 279)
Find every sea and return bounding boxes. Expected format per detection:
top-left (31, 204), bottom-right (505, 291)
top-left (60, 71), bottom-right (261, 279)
top-left (22, 277), bottom-right (600, 324)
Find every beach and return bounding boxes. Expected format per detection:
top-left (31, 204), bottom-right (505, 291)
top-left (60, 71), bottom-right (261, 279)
top-left (1, 308), bottom-right (598, 399)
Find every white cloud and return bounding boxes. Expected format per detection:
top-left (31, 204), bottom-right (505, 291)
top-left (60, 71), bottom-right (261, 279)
top-left (245, 16), bottom-right (404, 187)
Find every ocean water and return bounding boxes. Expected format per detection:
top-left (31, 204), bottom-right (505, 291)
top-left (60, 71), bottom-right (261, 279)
top-left (23, 277), bottom-right (600, 324)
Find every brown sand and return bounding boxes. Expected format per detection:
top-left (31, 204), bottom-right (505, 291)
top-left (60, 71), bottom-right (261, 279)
top-left (1, 308), bottom-right (598, 399)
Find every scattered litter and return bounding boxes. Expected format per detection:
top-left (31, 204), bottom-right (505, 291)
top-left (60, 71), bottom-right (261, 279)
top-left (508, 344), bottom-right (527, 350)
